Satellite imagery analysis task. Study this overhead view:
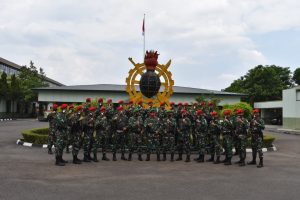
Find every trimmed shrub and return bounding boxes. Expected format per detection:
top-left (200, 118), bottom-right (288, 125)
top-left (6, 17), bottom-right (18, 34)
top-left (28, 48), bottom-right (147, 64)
top-left (21, 128), bottom-right (49, 145)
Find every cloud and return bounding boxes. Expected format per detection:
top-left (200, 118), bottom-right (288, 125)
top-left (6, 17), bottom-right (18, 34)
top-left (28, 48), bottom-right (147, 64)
top-left (0, 0), bottom-right (300, 90)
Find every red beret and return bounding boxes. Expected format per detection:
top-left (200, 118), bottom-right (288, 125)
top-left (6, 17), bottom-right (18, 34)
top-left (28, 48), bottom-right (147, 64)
top-left (69, 104), bottom-right (74, 109)
top-left (223, 109), bottom-right (231, 116)
top-left (196, 110), bottom-right (203, 115)
top-left (117, 106), bottom-right (124, 111)
top-left (107, 99), bottom-right (112, 103)
top-left (100, 107), bottom-right (106, 112)
top-left (183, 102), bottom-right (189, 106)
top-left (178, 102), bottom-right (183, 106)
top-left (86, 98), bottom-right (91, 102)
top-left (61, 104), bottom-right (68, 109)
top-left (200, 101), bottom-right (206, 106)
top-left (138, 100), bottom-right (143, 105)
top-left (170, 102), bottom-right (175, 106)
top-left (236, 109), bottom-right (244, 115)
top-left (253, 109), bottom-right (260, 114)
top-left (208, 102), bottom-right (213, 106)
top-left (128, 100), bottom-right (133, 104)
top-left (89, 107), bottom-right (96, 112)
top-left (193, 102), bottom-right (198, 106)
top-left (76, 105), bottom-right (82, 111)
top-left (181, 109), bottom-right (187, 114)
top-left (118, 100), bottom-right (124, 104)
top-left (98, 98), bottom-right (103, 103)
top-left (53, 104), bottom-right (58, 110)
top-left (160, 102), bottom-right (165, 106)
top-left (210, 111), bottom-right (218, 117)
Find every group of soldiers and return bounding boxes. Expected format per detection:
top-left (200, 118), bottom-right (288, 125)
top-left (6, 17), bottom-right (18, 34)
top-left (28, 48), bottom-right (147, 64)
top-left (47, 98), bottom-right (265, 168)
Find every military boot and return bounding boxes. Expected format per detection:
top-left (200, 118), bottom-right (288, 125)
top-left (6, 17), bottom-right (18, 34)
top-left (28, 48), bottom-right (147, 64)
top-left (157, 153), bottom-right (161, 161)
top-left (214, 156), bottom-right (221, 164)
top-left (93, 153), bottom-right (99, 162)
top-left (146, 154), bottom-right (150, 161)
top-left (194, 154), bottom-right (201, 161)
top-left (83, 154), bottom-right (91, 162)
top-left (170, 153), bottom-right (174, 162)
top-left (176, 153), bottom-right (183, 161)
top-left (206, 154), bottom-right (214, 162)
top-left (224, 157), bottom-right (232, 165)
top-left (113, 153), bottom-right (117, 161)
top-left (257, 157), bottom-right (264, 168)
top-left (197, 155), bottom-right (205, 163)
top-left (128, 153), bottom-right (132, 161)
top-left (48, 148), bottom-right (53, 154)
top-left (239, 159), bottom-right (246, 166)
top-left (247, 151), bottom-right (257, 165)
top-left (162, 153), bottom-right (167, 161)
top-left (138, 154), bottom-right (143, 161)
top-left (121, 152), bottom-right (127, 160)
top-left (73, 155), bottom-right (82, 164)
top-left (55, 156), bottom-right (65, 166)
top-left (102, 153), bottom-right (110, 161)
top-left (185, 154), bottom-right (191, 162)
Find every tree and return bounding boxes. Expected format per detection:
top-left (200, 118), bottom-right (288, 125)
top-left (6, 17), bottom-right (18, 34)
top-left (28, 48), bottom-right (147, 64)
top-left (224, 65), bottom-right (293, 105)
top-left (293, 68), bottom-right (300, 85)
top-left (0, 72), bottom-right (9, 100)
top-left (10, 74), bottom-right (22, 112)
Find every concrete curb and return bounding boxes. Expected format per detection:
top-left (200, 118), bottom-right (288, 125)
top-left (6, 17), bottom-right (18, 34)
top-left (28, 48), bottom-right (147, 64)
top-left (0, 118), bottom-right (13, 122)
top-left (266, 128), bottom-right (300, 136)
top-left (16, 139), bottom-right (277, 153)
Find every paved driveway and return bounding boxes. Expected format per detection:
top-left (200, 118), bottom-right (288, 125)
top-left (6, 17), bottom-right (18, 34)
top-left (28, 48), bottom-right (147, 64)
top-left (0, 119), bottom-right (300, 200)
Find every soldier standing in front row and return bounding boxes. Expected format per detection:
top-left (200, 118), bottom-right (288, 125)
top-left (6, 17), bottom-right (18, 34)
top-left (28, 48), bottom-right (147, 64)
top-left (161, 110), bottom-right (177, 161)
top-left (221, 109), bottom-right (234, 165)
top-left (54, 104), bottom-right (68, 166)
top-left (176, 109), bottom-right (192, 162)
top-left (144, 109), bottom-right (161, 161)
top-left (208, 111), bottom-right (222, 164)
top-left (83, 107), bottom-right (96, 162)
top-left (248, 109), bottom-right (265, 168)
top-left (194, 110), bottom-right (207, 163)
top-left (47, 104), bottom-right (58, 154)
top-left (70, 105), bottom-right (83, 164)
top-left (235, 109), bottom-right (249, 166)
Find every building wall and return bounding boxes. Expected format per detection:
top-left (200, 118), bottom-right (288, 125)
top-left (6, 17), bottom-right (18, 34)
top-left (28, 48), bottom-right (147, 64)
top-left (0, 99), bottom-right (6, 112)
top-left (283, 86), bottom-right (300, 129)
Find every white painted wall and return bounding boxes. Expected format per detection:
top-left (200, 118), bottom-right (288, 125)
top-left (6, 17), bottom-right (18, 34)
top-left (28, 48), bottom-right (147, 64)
top-left (254, 101), bottom-right (283, 109)
top-left (283, 87), bottom-right (300, 118)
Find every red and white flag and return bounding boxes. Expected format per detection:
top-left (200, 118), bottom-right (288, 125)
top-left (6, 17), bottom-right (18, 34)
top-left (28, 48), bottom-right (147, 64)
top-left (142, 17), bottom-right (145, 36)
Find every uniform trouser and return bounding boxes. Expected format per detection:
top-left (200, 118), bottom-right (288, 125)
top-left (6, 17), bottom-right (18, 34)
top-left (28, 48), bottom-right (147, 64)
top-left (161, 134), bottom-right (175, 154)
top-left (251, 134), bottom-right (263, 159)
top-left (65, 128), bottom-right (72, 150)
top-left (196, 133), bottom-right (206, 155)
top-left (177, 135), bottom-right (191, 155)
top-left (128, 133), bottom-right (143, 155)
top-left (83, 130), bottom-right (93, 156)
top-left (72, 131), bottom-right (82, 156)
top-left (55, 130), bottom-right (66, 157)
top-left (233, 135), bottom-right (239, 153)
top-left (47, 130), bottom-right (56, 150)
top-left (146, 134), bottom-right (160, 154)
top-left (92, 131), bottom-right (108, 154)
top-left (112, 131), bottom-right (127, 153)
top-left (206, 133), bottom-right (213, 154)
top-left (237, 135), bottom-right (247, 161)
top-left (223, 134), bottom-right (233, 158)
top-left (212, 134), bottom-right (221, 156)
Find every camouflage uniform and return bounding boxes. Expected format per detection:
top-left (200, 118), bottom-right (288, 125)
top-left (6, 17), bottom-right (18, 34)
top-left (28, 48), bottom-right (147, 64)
top-left (55, 111), bottom-right (68, 166)
top-left (208, 117), bottom-right (222, 164)
top-left (144, 112), bottom-right (161, 161)
top-left (194, 114), bottom-right (207, 162)
top-left (221, 116), bottom-right (235, 165)
top-left (69, 110), bottom-right (83, 164)
top-left (176, 114), bottom-right (192, 162)
top-left (47, 111), bottom-right (57, 154)
top-left (93, 111), bottom-right (110, 161)
top-left (111, 110), bottom-right (128, 161)
top-left (82, 111), bottom-right (95, 162)
top-left (235, 116), bottom-right (249, 166)
top-left (65, 109), bottom-right (74, 153)
top-left (128, 110), bottom-right (144, 161)
top-left (248, 116), bottom-right (265, 168)
top-left (160, 111), bottom-right (177, 161)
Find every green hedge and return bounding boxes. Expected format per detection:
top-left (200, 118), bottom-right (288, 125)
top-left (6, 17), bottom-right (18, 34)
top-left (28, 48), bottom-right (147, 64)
top-left (21, 127), bottom-right (49, 145)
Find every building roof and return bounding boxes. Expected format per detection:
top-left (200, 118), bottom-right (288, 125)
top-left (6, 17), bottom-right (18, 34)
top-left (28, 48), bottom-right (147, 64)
top-left (0, 57), bottom-right (65, 86)
top-left (33, 83), bottom-right (246, 96)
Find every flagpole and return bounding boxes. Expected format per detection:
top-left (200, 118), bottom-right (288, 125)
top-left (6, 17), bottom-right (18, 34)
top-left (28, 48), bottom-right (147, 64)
top-left (143, 14), bottom-right (146, 58)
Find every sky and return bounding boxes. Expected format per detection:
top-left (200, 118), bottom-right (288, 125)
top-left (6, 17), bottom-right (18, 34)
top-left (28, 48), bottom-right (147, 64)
top-left (1, 0), bottom-right (300, 90)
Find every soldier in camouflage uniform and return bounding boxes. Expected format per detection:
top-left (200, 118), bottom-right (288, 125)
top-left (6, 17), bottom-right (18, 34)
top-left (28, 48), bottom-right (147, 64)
top-left (47, 103), bottom-right (58, 154)
top-left (234, 109), bottom-right (249, 166)
top-left (112, 106), bottom-right (128, 161)
top-left (128, 109), bottom-right (144, 161)
top-left (65, 104), bottom-right (74, 153)
top-left (204, 102), bottom-right (214, 161)
top-left (93, 107), bottom-right (110, 162)
top-left (169, 102), bottom-right (175, 111)
top-left (70, 105), bottom-right (83, 164)
top-left (161, 110), bottom-right (177, 161)
top-left (248, 109), bottom-right (265, 168)
top-left (193, 110), bottom-right (208, 163)
top-left (207, 111), bottom-right (222, 164)
top-left (174, 102), bottom-right (183, 146)
top-left (83, 106), bottom-right (96, 162)
top-left (125, 100), bottom-right (134, 119)
top-left (221, 109), bottom-right (235, 165)
top-left (158, 102), bottom-right (167, 119)
top-left (176, 109), bottom-right (192, 162)
top-left (54, 104), bottom-right (68, 166)
top-left (94, 98), bottom-right (104, 119)
top-left (136, 100), bottom-right (146, 120)
top-left (144, 109), bottom-right (161, 161)
top-left (106, 98), bottom-right (115, 148)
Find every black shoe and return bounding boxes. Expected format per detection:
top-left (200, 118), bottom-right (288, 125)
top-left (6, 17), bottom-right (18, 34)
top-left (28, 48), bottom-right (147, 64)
top-left (224, 157), bottom-right (232, 165)
top-left (162, 153), bottom-right (166, 161)
top-left (83, 155), bottom-right (91, 162)
top-left (146, 154), bottom-right (150, 161)
top-left (185, 155), bottom-right (191, 162)
top-left (128, 153), bottom-right (132, 161)
top-left (73, 155), bottom-right (82, 164)
top-left (102, 153), bottom-right (110, 161)
top-left (55, 156), bottom-right (65, 166)
top-left (214, 156), bottom-right (221, 164)
top-left (138, 154), bottom-right (143, 161)
top-left (113, 153), bottom-right (117, 161)
top-left (93, 153), bottom-right (99, 162)
top-left (176, 154), bottom-right (182, 161)
top-left (257, 158), bottom-right (264, 168)
top-left (157, 154), bottom-right (161, 161)
top-left (206, 155), bottom-right (214, 162)
top-left (48, 149), bottom-right (53, 154)
top-left (170, 153), bottom-right (174, 162)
